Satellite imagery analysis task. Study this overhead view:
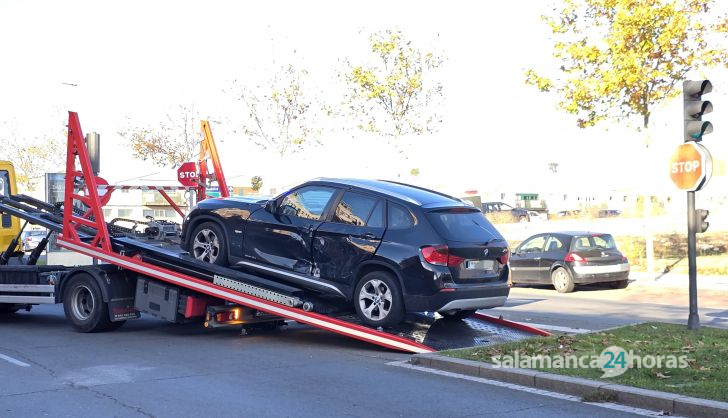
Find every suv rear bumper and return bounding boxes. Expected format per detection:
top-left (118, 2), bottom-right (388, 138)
top-left (404, 284), bottom-right (510, 312)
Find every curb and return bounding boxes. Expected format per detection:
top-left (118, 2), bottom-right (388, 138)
top-left (410, 353), bottom-right (728, 418)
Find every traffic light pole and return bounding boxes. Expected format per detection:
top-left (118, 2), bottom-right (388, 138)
top-left (686, 191), bottom-right (699, 330)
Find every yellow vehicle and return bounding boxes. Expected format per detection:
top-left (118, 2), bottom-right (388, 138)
top-left (0, 161), bottom-right (21, 251)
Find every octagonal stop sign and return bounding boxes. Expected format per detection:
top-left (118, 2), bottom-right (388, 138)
top-left (669, 142), bottom-right (712, 191)
top-left (177, 161), bottom-right (198, 187)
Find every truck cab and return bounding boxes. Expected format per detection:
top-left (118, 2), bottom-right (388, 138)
top-left (0, 161), bottom-right (21, 251)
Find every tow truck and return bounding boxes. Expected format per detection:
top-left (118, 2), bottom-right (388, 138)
top-left (0, 112), bottom-right (549, 353)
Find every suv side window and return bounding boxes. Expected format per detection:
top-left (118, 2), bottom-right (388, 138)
top-left (279, 186), bottom-right (336, 220)
top-left (367, 200), bottom-right (385, 228)
top-left (388, 202), bottom-right (414, 229)
top-left (332, 192), bottom-right (378, 226)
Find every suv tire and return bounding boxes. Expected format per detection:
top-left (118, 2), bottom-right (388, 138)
top-left (354, 271), bottom-right (404, 327)
top-left (189, 222), bottom-right (228, 266)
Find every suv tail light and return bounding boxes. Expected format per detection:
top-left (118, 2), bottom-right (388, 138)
top-left (421, 245), bottom-right (463, 267)
top-left (564, 252), bottom-right (585, 262)
top-left (498, 248), bottom-right (510, 265)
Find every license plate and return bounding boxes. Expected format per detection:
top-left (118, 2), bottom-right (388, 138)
top-left (465, 259), bottom-right (495, 270)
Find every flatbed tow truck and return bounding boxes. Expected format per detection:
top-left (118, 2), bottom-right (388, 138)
top-left (0, 112), bottom-right (549, 354)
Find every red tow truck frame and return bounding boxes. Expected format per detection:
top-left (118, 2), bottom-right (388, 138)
top-left (0, 112), bottom-right (549, 354)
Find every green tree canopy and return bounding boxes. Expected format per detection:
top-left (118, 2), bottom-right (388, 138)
top-left (526, 0), bottom-right (727, 129)
top-left (250, 175), bottom-right (263, 192)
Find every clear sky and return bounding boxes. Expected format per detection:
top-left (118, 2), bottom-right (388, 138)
top-left (0, 0), bottom-right (726, 199)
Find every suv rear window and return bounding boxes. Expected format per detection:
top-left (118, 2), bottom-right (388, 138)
top-left (571, 234), bottom-right (617, 250)
top-left (426, 209), bottom-right (504, 242)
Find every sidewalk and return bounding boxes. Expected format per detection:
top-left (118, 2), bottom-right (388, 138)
top-left (410, 354), bottom-right (728, 418)
top-left (629, 272), bottom-right (728, 291)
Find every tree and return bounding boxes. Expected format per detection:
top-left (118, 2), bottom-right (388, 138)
top-left (526, 0), bottom-right (727, 276)
top-left (526, 0), bottom-right (727, 130)
top-left (251, 175), bottom-right (263, 192)
top-left (409, 168), bottom-right (420, 177)
top-left (0, 122), bottom-right (64, 192)
top-left (234, 64), bottom-right (322, 158)
top-left (119, 104), bottom-right (204, 168)
top-left (343, 29), bottom-right (443, 140)
top-left (548, 162), bottom-right (559, 174)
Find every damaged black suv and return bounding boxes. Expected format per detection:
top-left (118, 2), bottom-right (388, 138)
top-left (182, 179), bottom-right (510, 326)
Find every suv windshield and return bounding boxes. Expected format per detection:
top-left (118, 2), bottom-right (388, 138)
top-left (426, 209), bottom-right (504, 243)
top-left (571, 234), bottom-right (617, 251)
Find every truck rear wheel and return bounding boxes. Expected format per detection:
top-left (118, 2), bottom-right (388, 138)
top-left (63, 273), bottom-right (115, 332)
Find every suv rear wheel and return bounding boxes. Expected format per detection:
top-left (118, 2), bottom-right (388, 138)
top-left (354, 271), bottom-right (404, 327)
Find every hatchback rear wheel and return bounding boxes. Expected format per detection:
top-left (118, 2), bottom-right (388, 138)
top-left (354, 271), bottom-right (404, 327)
top-left (609, 279), bottom-right (629, 289)
top-left (551, 267), bottom-right (575, 293)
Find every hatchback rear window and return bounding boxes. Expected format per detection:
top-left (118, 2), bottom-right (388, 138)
top-left (426, 209), bottom-right (504, 242)
top-left (571, 234), bottom-right (617, 250)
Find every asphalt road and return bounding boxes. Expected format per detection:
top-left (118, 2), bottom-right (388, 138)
top-left (0, 305), bottom-right (643, 418)
top-left (492, 281), bottom-right (728, 332)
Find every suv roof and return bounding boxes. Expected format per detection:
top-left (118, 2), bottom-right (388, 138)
top-left (310, 178), bottom-right (465, 207)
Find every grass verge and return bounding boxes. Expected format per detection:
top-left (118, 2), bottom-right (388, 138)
top-left (443, 322), bottom-right (728, 402)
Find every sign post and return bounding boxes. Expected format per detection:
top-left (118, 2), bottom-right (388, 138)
top-left (669, 141), bottom-right (713, 328)
top-left (675, 80), bottom-right (714, 330)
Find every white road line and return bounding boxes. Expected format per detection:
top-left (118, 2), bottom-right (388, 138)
top-left (0, 353), bottom-right (31, 367)
top-left (523, 323), bottom-right (592, 334)
top-left (388, 360), bottom-right (684, 418)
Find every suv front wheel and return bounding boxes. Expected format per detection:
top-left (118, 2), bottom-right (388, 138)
top-left (189, 222), bottom-right (227, 266)
top-left (354, 271), bottom-right (404, 327)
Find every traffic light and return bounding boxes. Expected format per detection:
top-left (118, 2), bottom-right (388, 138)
top-left (683, 80), bottom-right (713, 142)
top-left (695, 209), bottom-right (709, 233)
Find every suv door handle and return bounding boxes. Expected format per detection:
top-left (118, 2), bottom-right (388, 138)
top-left (534, 257), bottom-right (541, 260)
top-left (360, 232), bottom-right (376, 239)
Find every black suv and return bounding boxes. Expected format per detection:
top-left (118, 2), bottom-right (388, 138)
top-left (181, 179), bottom-right (510, 326)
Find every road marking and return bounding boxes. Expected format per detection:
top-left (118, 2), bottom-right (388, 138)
top-left (522, 323), bottom-right (592, 334)
top-left (0, 353), bottom-right (31, 367)
top-left (388, 360), bottom-right (684, 418)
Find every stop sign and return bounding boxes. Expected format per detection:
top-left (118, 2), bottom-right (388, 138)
top-left (177, 162), bottom-right (198, 187)
top-left (669, 142), bottom-right (712, 191)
